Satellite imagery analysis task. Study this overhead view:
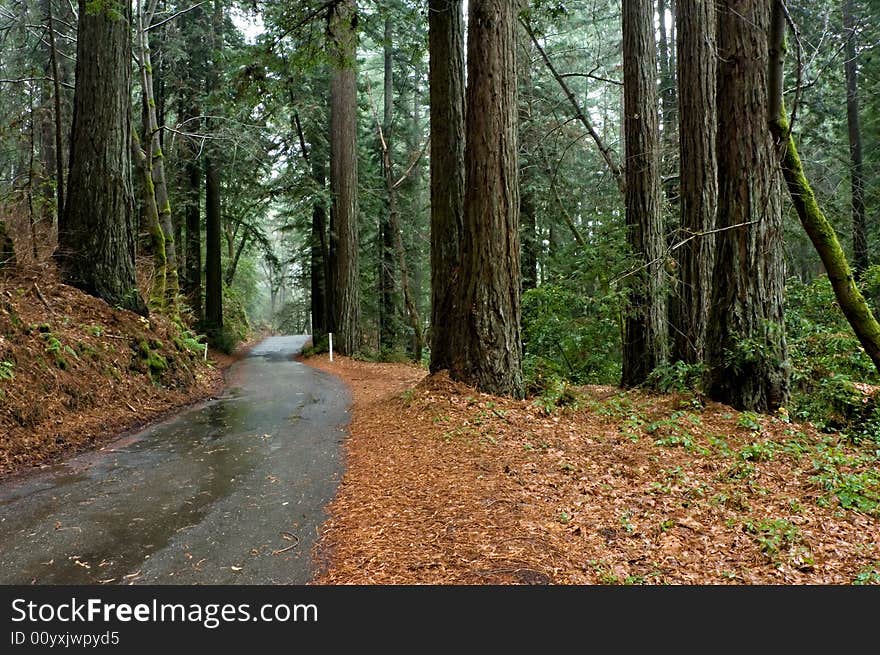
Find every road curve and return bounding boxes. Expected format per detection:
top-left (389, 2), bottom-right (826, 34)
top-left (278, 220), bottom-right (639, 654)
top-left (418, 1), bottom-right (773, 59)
top-left (0, 335), bottom-right (351, 584)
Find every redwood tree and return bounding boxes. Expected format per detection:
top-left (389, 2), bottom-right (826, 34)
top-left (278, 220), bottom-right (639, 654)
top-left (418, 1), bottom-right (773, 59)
top-left (57, 0), bottom-right (145, 314)
top-left (446, 0), bottom-right (523, 397)
top-left (672, 0), bottom-right (717, 364)
top-left (704, 0), bottom-right (789, 411)
top-left (428, 0), bottom-right (465, 373)
top-left (327, 0), bottom-right (360, 355)
top-left (621, 0), bottom-right (668, 386)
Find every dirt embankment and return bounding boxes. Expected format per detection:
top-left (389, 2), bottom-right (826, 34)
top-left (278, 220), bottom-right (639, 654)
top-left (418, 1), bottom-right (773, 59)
top-left (305, 354), bottom-right (880, 585)
top-left (0, 268), bottom-right (245, 479)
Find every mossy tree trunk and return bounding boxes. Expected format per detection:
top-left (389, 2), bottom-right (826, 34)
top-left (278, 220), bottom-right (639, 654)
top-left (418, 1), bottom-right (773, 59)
top-left (769, 0), bottom-right (880, 374)
top-left (131, 130), bottom-right (166, 311)
top-left (136, 1), bottom-right (179, 313)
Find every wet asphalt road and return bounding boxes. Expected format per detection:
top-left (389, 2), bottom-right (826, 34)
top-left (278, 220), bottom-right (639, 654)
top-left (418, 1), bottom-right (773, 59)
top-left (0, 336), bottom-right (351, 584)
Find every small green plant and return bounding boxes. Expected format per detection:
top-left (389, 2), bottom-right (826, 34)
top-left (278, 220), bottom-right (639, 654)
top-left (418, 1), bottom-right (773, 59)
top-left (646, 360), bottom-right (706, 393)
top-left (737, 439), bottom-right (780, 462)
top-left (742, 518), bottom-right (803, 563)
top-left (557, 511), bottom-right (570, 525)
top-left (737, 411), bottom-right (763, 432)
top-left (533, 377), bottom-right (580, 414)
top-left (87, 324), bottom-right (104, 337)
top-left (852, 563), bottom-right (880, 585)
top-left (0, 359), bottom-right (14, 381)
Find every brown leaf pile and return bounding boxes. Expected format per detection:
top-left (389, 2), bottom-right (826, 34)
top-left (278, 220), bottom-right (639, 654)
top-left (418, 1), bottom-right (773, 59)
top-left (306, 355), bottom-right (880, 585)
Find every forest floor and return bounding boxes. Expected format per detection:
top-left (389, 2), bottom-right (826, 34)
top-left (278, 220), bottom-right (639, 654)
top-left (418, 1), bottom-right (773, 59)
top-left (0, 266), bottom-right (254, 479)
top-left (306, 354), bottom-right (880, 585)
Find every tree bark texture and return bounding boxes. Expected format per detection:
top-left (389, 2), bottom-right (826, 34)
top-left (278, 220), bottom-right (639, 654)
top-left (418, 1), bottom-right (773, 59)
top-left (704, 0), bottom-right (789, 411)
top-left (447, 0), bottom-right (523, 397)
top-left (672, 0), bottom-right (716, 364)
top-left (621, 0), bottom-right (668, 386)
top-left (58, 0), bottom-right (145, 315)
top-left (843, 0), bottom-right (868, 274)
top-left (328, 0), bottom-right (361, 355)
top-left (131, 130), bottom-right (166, 311)
top-left (204, 157), bottom-right (223, 333)
top-left (657, 0), bottom-right (677, 173)
top-left (185, 157), bottom-right (202, 320)
top-left (428, 0), bottom-right (465, 373)
top-left (379, 16), bottom-right (398, 352)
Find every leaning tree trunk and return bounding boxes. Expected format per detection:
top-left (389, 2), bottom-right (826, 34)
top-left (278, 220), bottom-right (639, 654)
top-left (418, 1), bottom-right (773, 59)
top-left (131, 131), bottom-right (167, 311)
top-left (621, 0), bottom-right (668, 387)
top-left (428, 0), bottom-right (466, 373)
top-left (843, 0), bottom-right (868, 275)
top-left (57, 0), bottom-right (145, 315)
top-left (447, 0), bottom-right (523, 397)
top-left (768, 1), bottom-right (880, 375)
top-left (704, 0), bottom-right (788, 411)
top-left (672, 0), bottom-right (717, 364)
top-left (136, 2), bottom-right (179, 311)
top-left (327, 0), bottom-right (361, 356)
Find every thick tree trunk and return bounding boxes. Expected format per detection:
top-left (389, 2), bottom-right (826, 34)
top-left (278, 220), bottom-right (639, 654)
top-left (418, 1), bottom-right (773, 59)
top-left (428, 0), bottom-right (465, 373)
top-left (704, 0), bottom-right (788, 411)
top-left (327, 0), bottom-right (361, 355)
top-left (57, 0), bottom-right (145, 315)
top-left (769, 1), bottom-right (880, 375)
top-left (621, 0), bottom-right (668, 387)
top-left (672, 0), bottom-right (716, 364)
top-left (843, 0), bottom-right (868, 274)
top-left (447, 0), bottom-right (523, 397)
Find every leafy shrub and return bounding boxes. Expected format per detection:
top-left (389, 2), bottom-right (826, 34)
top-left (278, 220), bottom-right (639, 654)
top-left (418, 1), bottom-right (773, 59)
top-left (522, 284), bottom-right (622, 391)
top-left (646, 360), bottom-right (706, 393)
top-left (786, 275), bottom-right (879, 434)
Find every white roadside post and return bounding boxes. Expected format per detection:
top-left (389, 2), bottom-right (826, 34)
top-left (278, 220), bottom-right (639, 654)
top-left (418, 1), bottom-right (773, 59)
top-left (329, 332), bottom-right (333, 362)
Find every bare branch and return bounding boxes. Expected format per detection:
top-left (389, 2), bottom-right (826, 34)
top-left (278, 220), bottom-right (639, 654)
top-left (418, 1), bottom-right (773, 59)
top-left (147, 1), bottom-right (211, 31)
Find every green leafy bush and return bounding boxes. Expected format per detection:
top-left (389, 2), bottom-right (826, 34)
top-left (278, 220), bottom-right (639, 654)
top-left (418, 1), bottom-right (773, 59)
top-left (522, 284), bottom-right (622, 391)
top-left (785, 275), bottom-right (879, 436)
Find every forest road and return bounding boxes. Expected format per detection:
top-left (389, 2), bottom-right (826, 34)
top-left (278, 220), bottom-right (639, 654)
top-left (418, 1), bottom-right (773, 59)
top-left (0, 335), bottom-right (351, 584)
